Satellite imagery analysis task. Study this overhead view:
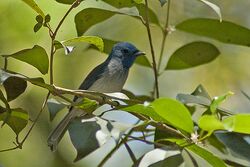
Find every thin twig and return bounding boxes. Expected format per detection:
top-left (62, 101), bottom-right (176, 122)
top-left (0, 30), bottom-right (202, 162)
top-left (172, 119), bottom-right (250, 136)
top-left (18, 92), bottom-right (50, 146)
top-left (0, 92), bottom-right (50, 152)
top-left (4, 57), bottom-right (8, 70)
top-left (49, 0), bottom-right (82, 84)
top-left (128, 135), bottom-right (166, 148)
top-left (122, 138), bottom-right (137, 163)
top-left (98, 120), bottom-right (140, 167)
top-left (53, 0), bottom-right (81, 39)
top-left (144, 0), bottom-right (159, 98)
top-left (157, 0), bottom-right (171, 72)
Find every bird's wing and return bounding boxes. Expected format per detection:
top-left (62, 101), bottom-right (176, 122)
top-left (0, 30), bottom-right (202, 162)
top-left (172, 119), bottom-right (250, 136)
top-left (73, 61), bottom-right (107, 102)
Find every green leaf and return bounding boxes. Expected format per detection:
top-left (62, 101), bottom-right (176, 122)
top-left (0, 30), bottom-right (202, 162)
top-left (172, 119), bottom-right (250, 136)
top-left (210, 91), bottom-right (234, 114)
top-left (166, 42), bottom-right (220, 70)
top-left (159, 0), bottom-right (168, 6)
top-left (186, 144), bottom-right (227, 167)
top-left (176, 18), bottom-right (250, 47)
top-left (55, 0), bottom-right (83, 4)
top-left (75, 7), bottom-right (159, 36)
top-left (151, 98), bottom-right (194, 133)
top-left (75, 98), bottom-right (98, 113)
top-left (206, 134), bottom-right (227, 154)
top-left (0, 108), bottom-right (29, 135)
top-left (223, 114), bottom-right (250, 134)
top-left (35, 15), bottom-right (43, 23)
top-left (47, 99), bottom-right (66, 121)
top-left (45, 14), bottom-right (51, 23)
top-left (121, 104), bottom-right (165, 122)
top-left (198, 115), bottom-right (224, 132)
top-left (3, 76), bottom-right (27, 102)
top-left (21, 0), bottom-right (45, 17)
top-left (63, 36), bottom-right (104, 52)
top-left (135, 55), bottom-right (152, 68)
top-left (2, 45), bottom-right (49, 74)
top-left (199, 0), bottom-right (222, 22)
top-left (150, 154), bottom-right (183, 167)
top-left (33, 22), bottom-right (42, 33)
top-left (133, 0), bottom-right (143, 4)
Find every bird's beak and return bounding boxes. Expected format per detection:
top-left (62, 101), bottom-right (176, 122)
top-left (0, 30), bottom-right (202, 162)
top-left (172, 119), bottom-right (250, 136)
top-left (134, 51), bottom-right (146, 57)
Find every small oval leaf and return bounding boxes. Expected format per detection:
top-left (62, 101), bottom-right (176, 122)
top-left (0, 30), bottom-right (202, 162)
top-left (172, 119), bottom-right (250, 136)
top-left (176, 18), bottom-right (250, 47)
top-left (3, 77), bottom-right (27, 102)
top-left (2, 45), bottom-right (49, 74)
top-left (166, 41), bottom-right (220, 70)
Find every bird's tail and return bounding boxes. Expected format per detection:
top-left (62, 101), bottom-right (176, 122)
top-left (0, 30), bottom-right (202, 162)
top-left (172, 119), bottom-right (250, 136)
top-left (47, 110), bottom-right (77, 151)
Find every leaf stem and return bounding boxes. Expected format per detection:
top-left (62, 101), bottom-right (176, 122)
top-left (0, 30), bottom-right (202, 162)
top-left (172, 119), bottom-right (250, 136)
top-left (144, 0), bottom-right (159, 98)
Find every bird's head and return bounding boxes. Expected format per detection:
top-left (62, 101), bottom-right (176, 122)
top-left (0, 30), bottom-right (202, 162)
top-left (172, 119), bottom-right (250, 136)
top-left (109, 42), bottom-right (145, 68)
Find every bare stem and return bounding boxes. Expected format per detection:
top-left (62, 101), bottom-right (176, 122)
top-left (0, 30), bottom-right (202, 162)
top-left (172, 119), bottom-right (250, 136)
top-left (157, 0), bottom-right (171, 72)
top-left (4, 57), bottom-right (8, 70)
top-left (144, 0), bottom-right (159, 98)
top-left (0, 92), bottom-right (50, 152)
top-left (50, 0), bottom-right (82, 85)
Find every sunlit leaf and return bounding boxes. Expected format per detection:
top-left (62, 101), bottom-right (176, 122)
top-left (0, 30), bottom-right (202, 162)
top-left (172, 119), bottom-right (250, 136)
top-left (210, 91), bottom-right (234, 113)
top-left (21, 0), bottom-right (45, 17)
top-left (0, 108), bottom-right (29, 135)
top-left (62, 36), bottom-right (104, 52)
top-left (166, 42), bottom-right (220, 70)
top-left (47, 99), bottom-right (67, 121)
top-left (121, 104), bottom-right (164, 122)
top-left (223, 114), bottom-right (250, 134)
top-left (151, 98), bottom-right (194, 133)
top-left (186, 144), bottom-right (227, 167)
top-left (198, 115), bottom-right (224, 132)
top-left (176, 18), bottom-right (250, 47)
top-left (2, 45), bottom-right (49, 74)
top-left (199, 0), bottom-right (222, 22)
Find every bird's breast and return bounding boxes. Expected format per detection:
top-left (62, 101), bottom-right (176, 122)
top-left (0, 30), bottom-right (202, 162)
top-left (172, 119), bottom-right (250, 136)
top-left (88, 61), bottom-right (129, 93)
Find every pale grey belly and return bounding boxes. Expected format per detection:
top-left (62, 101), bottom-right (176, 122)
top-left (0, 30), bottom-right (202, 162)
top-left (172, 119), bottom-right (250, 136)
top-left (88, 70), bottom-right (128, 93)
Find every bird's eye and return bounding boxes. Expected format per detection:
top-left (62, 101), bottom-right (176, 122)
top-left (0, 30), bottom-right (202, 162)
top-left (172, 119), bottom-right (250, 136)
top-left (122, 49), bottom-right (129, 54)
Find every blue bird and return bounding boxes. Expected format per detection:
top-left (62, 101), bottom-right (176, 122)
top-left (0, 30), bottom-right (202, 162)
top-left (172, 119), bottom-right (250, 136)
top-left (47, 42), bottom-right (145, 151)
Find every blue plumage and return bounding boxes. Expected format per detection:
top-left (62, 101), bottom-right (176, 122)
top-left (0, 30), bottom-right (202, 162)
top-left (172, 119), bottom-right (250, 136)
top-left (48, 42), bottom-right (145, 151)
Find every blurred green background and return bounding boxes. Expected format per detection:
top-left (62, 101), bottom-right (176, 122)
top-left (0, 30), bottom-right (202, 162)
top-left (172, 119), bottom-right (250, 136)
top-left (1, 0), bottom-right (250, 166)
